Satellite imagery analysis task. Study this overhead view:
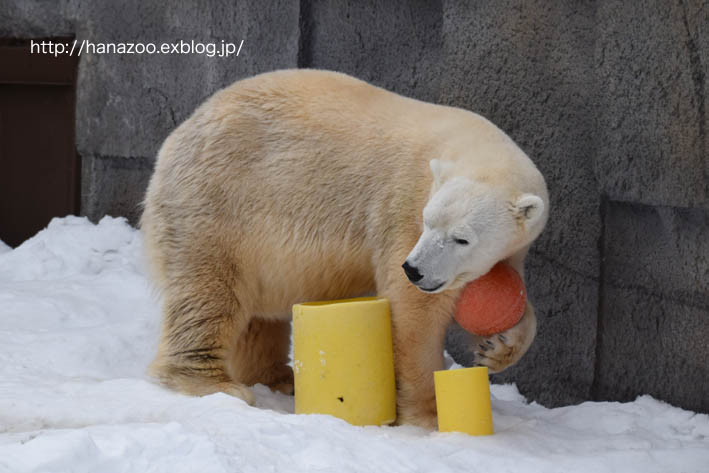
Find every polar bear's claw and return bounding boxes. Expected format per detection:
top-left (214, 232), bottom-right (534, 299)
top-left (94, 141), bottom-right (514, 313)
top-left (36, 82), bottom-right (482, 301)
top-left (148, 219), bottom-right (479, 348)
top-left (472, 333), bottom-right (520, 373)
top-left (469, 306), bottom-right (536, 373)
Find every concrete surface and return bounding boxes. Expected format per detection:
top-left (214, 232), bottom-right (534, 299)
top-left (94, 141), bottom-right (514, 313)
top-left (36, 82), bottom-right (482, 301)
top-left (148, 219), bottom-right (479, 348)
top-left (593, 201), bottom-right (709, 412)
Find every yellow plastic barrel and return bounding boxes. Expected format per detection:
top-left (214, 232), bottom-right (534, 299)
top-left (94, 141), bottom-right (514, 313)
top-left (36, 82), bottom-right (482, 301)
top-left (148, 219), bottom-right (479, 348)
top-left (292, 297), bottom-right (396, 426)
top-left (434, 366), bottom-right (494, 435)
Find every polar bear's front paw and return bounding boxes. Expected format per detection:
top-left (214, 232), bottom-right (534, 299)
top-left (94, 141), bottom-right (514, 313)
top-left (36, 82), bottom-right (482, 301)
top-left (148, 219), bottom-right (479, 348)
top-left (472, 318), bottom-right (534, 373)
top-left (472, 333), bottom-right (522, 373)
top-left (469, 302), bottom-right (536, 373)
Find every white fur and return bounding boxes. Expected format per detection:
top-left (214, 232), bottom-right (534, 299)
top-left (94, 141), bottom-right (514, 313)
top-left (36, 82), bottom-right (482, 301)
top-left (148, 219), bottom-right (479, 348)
top-left (141, 69), bottom-right (550, 428)
top-left (405, 168), bottom-right (546, 294)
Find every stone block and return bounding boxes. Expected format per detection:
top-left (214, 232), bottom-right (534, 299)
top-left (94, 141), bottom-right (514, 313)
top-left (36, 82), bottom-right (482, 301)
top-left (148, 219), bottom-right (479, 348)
top-left (0, 0), bottom-right (75, 37)
top-left (71, 0), bottom-right (300, 158)
top-left (1, 0), bottom-right (301, 222)
top-left (595, 0), bottom-right (708, 207)
top-left (594, 201), bottom-right (709, 412)
top-left (305, 0), bottom-right (443, 102)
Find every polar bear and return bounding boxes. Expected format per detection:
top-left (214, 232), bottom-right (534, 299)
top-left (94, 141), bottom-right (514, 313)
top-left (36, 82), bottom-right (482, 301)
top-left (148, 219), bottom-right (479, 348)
top-left (141, 69), bottom-right (548, 428)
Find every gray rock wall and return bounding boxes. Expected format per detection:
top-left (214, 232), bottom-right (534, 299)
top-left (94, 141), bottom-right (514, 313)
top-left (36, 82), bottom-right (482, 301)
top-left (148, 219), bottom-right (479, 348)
top-left (591, 0), bottom-right (708, 412)
top-left (596, 0), bottom-right (707, 208)
top-left (2, 0), bottom-right (706, 412)
top-left (1, 0), bottom-right (300, 223)
top-left (595, 201), bottom-right (709, 412)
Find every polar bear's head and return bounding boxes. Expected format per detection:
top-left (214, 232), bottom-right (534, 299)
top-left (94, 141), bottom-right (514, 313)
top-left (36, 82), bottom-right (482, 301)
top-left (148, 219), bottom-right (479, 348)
top-left (402, 159), bottom-right (546, 294)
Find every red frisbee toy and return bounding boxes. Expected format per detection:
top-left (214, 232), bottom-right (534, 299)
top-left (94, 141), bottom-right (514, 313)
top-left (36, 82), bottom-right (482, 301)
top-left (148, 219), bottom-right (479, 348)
top-left (454, 262), bottom-right (526, 337)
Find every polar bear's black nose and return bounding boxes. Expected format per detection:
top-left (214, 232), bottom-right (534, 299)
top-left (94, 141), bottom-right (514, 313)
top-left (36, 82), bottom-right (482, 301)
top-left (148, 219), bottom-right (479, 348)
top-left (402, 261), bottom-right (424, 283)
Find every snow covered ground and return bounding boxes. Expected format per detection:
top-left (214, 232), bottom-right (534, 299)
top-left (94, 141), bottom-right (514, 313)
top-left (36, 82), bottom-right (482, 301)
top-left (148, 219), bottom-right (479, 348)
top-left (1, 216), bottom-right (708, 473)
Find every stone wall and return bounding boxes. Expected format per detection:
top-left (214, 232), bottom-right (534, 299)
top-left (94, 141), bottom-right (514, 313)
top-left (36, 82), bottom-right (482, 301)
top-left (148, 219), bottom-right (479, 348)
top-left (2, 0), bottom-right (706, 412)
top-left (1, 0), bottom-right (300, 223)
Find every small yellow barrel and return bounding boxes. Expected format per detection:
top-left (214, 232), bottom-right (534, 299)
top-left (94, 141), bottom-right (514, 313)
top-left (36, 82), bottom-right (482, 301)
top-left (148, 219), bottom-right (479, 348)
top-left (434, 366), bottom-right (494, 435)
top-left (292, 297), bottom-right (396, 426)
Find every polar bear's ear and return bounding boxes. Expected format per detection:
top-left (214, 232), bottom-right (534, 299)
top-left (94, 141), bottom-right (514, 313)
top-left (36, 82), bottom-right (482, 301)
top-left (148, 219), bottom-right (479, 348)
top-left (429, 159), bottom-right (453, 190)
top-left (513, 194), bottom-right (545, 228)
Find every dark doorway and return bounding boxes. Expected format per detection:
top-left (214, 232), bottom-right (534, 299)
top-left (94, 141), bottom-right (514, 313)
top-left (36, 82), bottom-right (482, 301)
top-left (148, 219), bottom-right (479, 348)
top-left (0, 38), bottom-right (79, 248)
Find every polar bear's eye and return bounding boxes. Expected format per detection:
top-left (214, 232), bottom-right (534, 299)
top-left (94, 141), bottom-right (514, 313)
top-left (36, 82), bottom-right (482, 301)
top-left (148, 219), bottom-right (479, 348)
top-left (454, 238), bottom-right (469, 245)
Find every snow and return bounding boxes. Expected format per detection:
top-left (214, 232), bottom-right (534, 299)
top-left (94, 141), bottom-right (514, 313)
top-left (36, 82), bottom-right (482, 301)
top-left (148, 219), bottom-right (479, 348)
top-left (1, 216), bottom-right (708, 473)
